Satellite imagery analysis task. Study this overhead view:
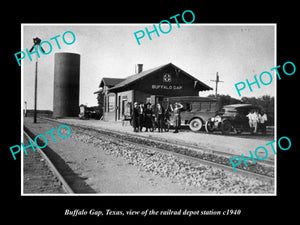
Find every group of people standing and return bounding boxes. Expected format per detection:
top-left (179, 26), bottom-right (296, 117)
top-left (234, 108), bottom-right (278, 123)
top-left (131, 102), bottom-right (183, 133)
top-left (246, 109), bottom-right (268, 135)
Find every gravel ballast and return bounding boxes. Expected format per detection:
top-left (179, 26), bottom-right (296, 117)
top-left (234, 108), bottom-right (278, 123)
top-left (60, 123), bottom-right (274, 194)
top-left (24, 117), bottom-right (275, 194)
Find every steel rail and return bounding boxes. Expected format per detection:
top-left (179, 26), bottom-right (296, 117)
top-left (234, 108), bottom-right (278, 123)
top-left (73, 126), bottom-right (274, 184)
top-left (23, 129), bottom-right (75, 194)
top-left (40, 118), bottom-right (274, 184)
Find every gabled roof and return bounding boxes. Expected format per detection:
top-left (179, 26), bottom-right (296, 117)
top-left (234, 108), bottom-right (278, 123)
top-left (109, 63), bottom-right (213, 92)
top-left (99, 77), bottom-right (125, 88)
top-left (109, 64), bottom-right (167, 91)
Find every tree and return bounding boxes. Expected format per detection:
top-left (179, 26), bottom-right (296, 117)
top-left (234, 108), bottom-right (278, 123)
top-left (241, 95), bottom-right (274, 125)
top-left (207, 94), bottom-right (241, 108)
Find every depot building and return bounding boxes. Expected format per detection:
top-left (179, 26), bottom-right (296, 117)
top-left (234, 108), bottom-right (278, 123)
top-left (95, 63), bottom-right (212, 121)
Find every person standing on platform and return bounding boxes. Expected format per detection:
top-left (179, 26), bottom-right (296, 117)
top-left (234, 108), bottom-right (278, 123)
top-left (164, 104), bottom-right (171, 132)
top-left (138, 103), bottom-right (144, 131)
top-left (132, 102), bottom-right (139, 132)
top-left (171, 102), bottom-right (183, 133)
top-left (144, 103), bottom-right (153, 132)
top-left (247, 110), bottom-right (254, 134)
top-left (253, 110), bottom-right (259, 134)
top-left (151, 103), bottom-right (156, 132)
top-left (154, 103), bottom-right (164, 132)
top-left (258, 110), bottom-right (268, 135)
top-left (247, 109), bottom-right (259, 134)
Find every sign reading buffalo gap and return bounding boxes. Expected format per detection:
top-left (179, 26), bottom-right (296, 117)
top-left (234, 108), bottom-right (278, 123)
top-left (95, 63), bottom-right (213, 121)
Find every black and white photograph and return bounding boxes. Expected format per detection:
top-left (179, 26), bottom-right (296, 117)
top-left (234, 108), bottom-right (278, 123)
top-left (4, 4), bottom-right (298, 223)
top-left (21, 24), bottom-right (275, 195)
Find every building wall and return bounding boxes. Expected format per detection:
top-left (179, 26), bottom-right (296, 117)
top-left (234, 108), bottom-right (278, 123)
top-left (134, 90), bottom-right (151, 104)
top-left (134, 68), bottom-right (199, 97)
top-left (116, 90), bottom-right (133, 121)
top-left (102, 65), bottom-right (206, 121)
top-left (103, 92), bottom-right (116, 121)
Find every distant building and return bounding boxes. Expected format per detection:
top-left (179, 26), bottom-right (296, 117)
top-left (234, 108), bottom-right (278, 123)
top-left (95, 63), bottom-right (212, 121)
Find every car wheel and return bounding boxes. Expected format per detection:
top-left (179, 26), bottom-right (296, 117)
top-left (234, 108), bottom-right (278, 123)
top-left (205, 121), bottom-right (214, 133)
top-left (189, 118), bottom-right (203, 132)
top-left (221, 120), bottom-right (232, 135)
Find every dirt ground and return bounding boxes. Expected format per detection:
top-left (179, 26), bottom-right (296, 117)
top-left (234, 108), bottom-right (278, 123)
top-left (23, 134), bottom-right (65, 194)
top-left (23, 118), bottom-right (208, 194)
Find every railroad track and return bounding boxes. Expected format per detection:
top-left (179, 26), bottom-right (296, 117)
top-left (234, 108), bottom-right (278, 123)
top-left (40, 117), bottom-right (274, 184)
top-left (23, 128), bottom-right (74, 194)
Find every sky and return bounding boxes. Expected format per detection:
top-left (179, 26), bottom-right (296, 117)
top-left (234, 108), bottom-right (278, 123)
top-left (22, 24), bottom-right (275, 110)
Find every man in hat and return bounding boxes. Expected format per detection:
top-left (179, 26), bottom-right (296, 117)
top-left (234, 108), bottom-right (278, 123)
top-left (154, 103), bottom-right (165, 132)
top-left (171, 102), bottom-right (183, 133)
top-left (258, 110), bottom-right (268, 135)
top-left (138, 103), bottom-right (145, 131)
top-left (144, 102), bottom-right (153, 132)
top-left (132, 102), bottom-right (140, 132)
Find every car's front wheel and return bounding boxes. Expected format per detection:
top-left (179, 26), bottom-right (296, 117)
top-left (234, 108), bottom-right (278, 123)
top-left (221, 120), bottom-right (232, 135)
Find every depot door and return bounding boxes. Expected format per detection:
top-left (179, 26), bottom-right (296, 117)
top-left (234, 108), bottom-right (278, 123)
top-left (118, 95), bottom-right (121, 120)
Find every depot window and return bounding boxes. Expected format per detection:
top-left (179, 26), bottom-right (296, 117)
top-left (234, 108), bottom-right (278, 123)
top-left (108, 95), bottom-right (115, 112)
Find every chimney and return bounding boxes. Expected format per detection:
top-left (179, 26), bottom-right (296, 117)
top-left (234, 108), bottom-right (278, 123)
top-left (135, 64), bottom-right (143, 73)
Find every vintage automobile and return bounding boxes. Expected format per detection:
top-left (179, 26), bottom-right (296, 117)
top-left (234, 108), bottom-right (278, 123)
top-left (205, 104), bottom-right (261, 135)
top-left (78, 104), bottom-right (102, 120)
top-left (162, 96), bottom-right (218, 132)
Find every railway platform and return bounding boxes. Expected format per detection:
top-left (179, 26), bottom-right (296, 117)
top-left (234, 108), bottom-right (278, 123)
top-left (47, 117), bottom-right (275, 161)
top-left (22, 117), bottom-right (275, 194)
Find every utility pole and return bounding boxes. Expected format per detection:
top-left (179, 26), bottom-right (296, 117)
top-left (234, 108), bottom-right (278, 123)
top-left (210, 72), bottom-right (224, 98)
top-left (29, 37), bottom-right (45, 123)
top-left (33, 58), bottom-right (38, 123)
